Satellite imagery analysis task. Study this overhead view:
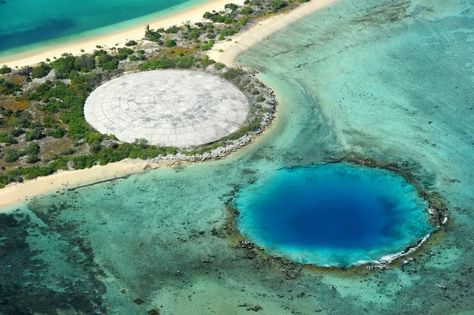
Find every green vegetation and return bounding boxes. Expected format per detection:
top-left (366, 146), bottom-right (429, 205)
top-left (271, 0), bottom-right (288, 10)
top-left (164, 39), bottom-right (177, 47)
top-left (223, 68), bottom-right (245, 80)
top-left (4, 148), bottom-right (21, 162)
top-left (0, 65), bottom-right (12, 74)
top-left (224, 3), bottom-right (239, 11)
top-left (25, 142), bottom-right (40, 155)
top-left (47, 127), bottom-right (66, 138)
top-left (138, 57), bottom-right (176, 70)
top-left (237, 16), bottom-right (251, 26)
top-left (75, 55), bottom-right (96, 72)
top-left (50, 53), bottom-right (96, 78)
top-left (18, 66), bottom-right (32, 76)
top-left (51, 54), bottom-right (77, 78)
top-left (125, 40), bottom-right (138, 46)
top-left (93, 50), bottom-right (120, 71)
top-left (214, 62), bottom-right (225, 70)
top-left (165, 25), bottom-right (180, 34)
top-left (117, 47), bottom-right (134, 60)
top-left (240, 6), bottom-right (254, 14)
top-left (200, 40), bottom-right (215, 51)
top-left (25, 127), bottom-right (44, 141)
top-left (145, 25), bottom-right (163, 42)
top-left (0, 77), bottom-right (21, 95)
top-left (0, 0), bottom-right (301, 187)
top-left (219, 27), bottom-right (239, 38)
top-left (31, 62), bottom-right (51, 79)
top-left (0, 132), bottom-right (18, 145)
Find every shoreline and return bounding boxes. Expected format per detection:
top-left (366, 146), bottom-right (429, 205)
top-left (0, 0), bottom-right (244, 68)
top-left (0, 159), bottom-right (177, 211)
top-left (208, 0), bottom-right (337, 66)
top-left (0, 0), bottom-right (336, 211)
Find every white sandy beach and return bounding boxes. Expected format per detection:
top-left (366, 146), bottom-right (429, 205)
top-left (0, 0), bottom-right (245, 68)
top-left (0, 159), bottom-right (178, 210)
top-left (0, 0), bottom-right (336, 210)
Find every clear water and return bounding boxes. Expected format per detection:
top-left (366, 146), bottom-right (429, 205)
top-left (0, 0), bottom-right (203, 54)
top-left (236, 163), bottom-right (431, 266)
top-left (1, 0), bottom-right (474, 313)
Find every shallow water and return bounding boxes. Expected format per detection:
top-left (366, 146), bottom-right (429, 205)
top-left (1, 0), bottom-right (474, 313)
top-left (236, 163), bottom-right (432, 266)
top-left (0, 0), bottom-right (203, 54)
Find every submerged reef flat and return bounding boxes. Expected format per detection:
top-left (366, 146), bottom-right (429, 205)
top-left (1, 0), bottom-right (473, 314)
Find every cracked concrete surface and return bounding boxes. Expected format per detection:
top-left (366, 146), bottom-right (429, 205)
top-left (84, 70), bottom-right (249, 147)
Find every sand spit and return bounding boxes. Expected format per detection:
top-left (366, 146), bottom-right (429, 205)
top-left (208, 0), bottom-right (337, 66)
top-left (0, 159), bottom-right (176, 210)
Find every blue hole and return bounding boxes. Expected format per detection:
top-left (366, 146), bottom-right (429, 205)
top-left (235, 163), bottom-right (433, 266)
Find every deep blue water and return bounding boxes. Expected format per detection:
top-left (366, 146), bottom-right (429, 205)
top-left (258, 176), bottom-right (399, 249)
top-left (0, 0), bottom-right (201, 53)
top-left (236, 163), bottom-right (433, 266)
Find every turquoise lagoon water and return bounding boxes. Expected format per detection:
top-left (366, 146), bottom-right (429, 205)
top-left (235, 163), bottom-right (432, 266)
top-left (0, 0), bottom-right (204, 54)
top-left (1, 0), bottom-right (474, 313)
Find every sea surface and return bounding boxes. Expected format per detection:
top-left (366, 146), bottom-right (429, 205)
top-left (1, 0), bottom-right (474, 313)
top-left (0, 0), bottom-right (204, 55)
